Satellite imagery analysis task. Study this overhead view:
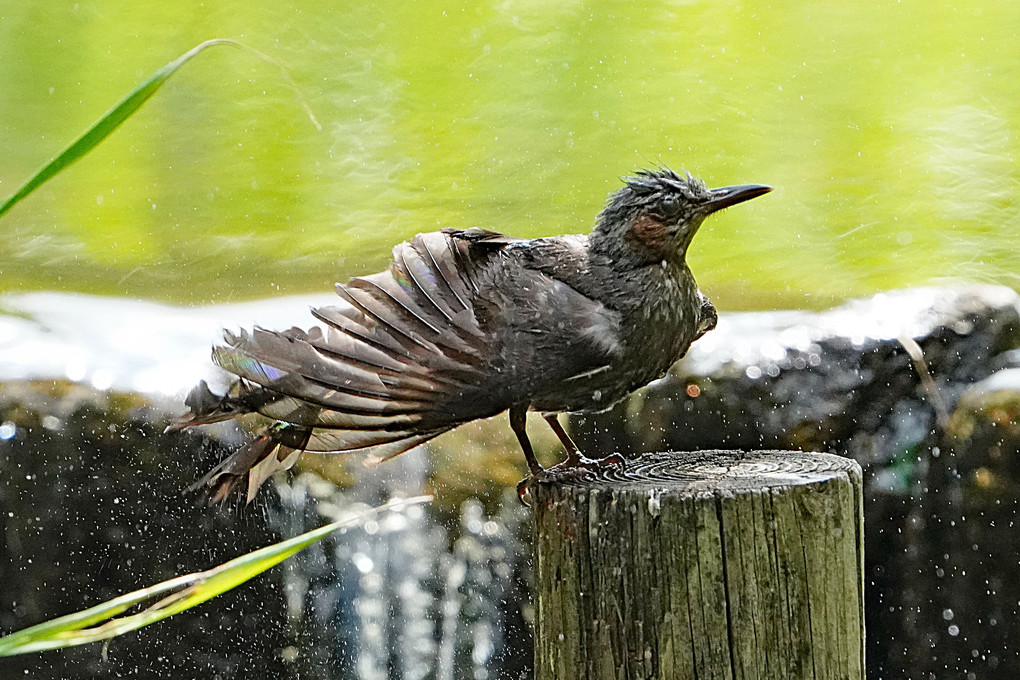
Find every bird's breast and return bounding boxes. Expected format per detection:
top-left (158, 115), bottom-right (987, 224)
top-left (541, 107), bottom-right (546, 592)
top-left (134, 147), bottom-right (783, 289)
top-left (530, 263), bottom-right (701, 414)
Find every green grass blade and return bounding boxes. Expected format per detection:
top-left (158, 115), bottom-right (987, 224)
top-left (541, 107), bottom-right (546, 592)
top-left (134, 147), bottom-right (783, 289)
top-left (0, 495), bottom-right (429, 656)
top-left (0, 38), bottom-right (318, 220)
top-left (0, 39), bottom-right (221, 220)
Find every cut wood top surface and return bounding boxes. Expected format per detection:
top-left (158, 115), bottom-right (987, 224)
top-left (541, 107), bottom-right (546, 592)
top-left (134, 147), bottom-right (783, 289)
top-left (534, 449), bottom-right (860, 495)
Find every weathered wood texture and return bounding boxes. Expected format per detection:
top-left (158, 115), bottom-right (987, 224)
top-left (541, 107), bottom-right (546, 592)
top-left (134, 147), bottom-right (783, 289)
top-left (533, 450), bottom-right (864, 680)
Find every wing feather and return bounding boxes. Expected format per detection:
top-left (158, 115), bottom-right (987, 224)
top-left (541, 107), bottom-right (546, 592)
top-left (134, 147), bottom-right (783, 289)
top-left (192, 231), bottom-right (508, 480)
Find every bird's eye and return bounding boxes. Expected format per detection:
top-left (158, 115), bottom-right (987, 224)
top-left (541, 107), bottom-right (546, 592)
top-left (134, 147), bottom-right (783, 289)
top-left (660, 195), bottom-right (681, 217)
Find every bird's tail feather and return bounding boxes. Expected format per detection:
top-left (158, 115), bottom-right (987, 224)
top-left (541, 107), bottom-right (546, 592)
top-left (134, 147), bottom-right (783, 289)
top-left (165, 379), bottom-right (246, 432)
top-left (188, 422), bottom-right (309, 504)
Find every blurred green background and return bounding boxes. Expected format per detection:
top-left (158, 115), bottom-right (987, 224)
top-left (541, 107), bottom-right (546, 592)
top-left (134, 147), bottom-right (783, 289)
top-left (1, 1), bottom-right (1017, 309)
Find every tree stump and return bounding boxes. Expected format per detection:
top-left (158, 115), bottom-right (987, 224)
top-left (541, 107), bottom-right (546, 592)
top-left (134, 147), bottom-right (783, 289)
top-left (532, 450), bottom-right (864, 680)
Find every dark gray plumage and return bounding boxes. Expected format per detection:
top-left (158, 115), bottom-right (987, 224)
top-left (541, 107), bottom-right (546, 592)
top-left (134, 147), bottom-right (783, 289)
top-left (169, 168), bottom-right (770, 503)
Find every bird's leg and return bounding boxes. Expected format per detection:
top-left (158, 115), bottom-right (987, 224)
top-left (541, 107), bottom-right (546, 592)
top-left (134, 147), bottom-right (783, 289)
top-left (542, 413), bottom-right (583, 464)
top-left (511, 405), bottom-right (546, 507)
top-left (510, 404), bottom-right (544, 476)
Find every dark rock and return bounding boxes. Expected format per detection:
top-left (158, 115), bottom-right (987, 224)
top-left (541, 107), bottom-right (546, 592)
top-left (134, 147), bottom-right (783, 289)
top-left (0, 382), bottom-right (291, 679)
top-left (945, 368), bottom-right (1020, 482)
top-left (882, 369), bottom-right (1020, 678)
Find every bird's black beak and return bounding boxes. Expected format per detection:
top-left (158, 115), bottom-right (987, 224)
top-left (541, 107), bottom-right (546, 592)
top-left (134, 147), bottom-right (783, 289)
top-left (704, 184), bottom-right (772, 214)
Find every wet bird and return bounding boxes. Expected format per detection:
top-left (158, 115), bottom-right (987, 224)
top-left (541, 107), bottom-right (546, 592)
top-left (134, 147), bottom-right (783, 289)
top-left (170, 168), bottom-right (770, 504)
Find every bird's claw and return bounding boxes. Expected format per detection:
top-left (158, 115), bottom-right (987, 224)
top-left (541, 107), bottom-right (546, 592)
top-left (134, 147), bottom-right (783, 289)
top-left (516, 453), bottom-right (627, 506)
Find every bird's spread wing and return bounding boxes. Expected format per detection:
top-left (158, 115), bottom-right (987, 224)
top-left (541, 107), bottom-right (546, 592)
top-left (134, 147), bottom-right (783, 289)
top-left (211, 231), bottom-right (515, 448)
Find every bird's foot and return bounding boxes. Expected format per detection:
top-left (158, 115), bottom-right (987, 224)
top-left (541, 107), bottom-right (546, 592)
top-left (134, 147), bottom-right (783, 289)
top-left (516, 453), bottom-right (626, 506)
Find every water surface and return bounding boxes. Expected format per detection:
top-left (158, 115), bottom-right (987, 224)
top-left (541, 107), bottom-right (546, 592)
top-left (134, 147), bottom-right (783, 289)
top-left (1, 1), bottom-right (1017, 309)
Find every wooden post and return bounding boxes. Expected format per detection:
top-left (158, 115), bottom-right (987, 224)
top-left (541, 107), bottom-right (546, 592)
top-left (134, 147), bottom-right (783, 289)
top-left (532, 450), bottom-right (864, 680)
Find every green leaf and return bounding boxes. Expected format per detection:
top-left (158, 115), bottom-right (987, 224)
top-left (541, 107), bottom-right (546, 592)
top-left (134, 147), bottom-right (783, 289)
top-left (0, 495), bottom-right (429, 656)
top-left (0, 38), bottom-right (319, 220)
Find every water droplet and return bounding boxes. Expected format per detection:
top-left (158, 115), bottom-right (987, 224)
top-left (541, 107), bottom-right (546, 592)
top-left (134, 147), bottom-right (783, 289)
top-left (648, 494), bottom-right (661, 518)
top-left (352, 552), bottom-right (374, 574)
top-left (0, 421), bottom-right (16, 440)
